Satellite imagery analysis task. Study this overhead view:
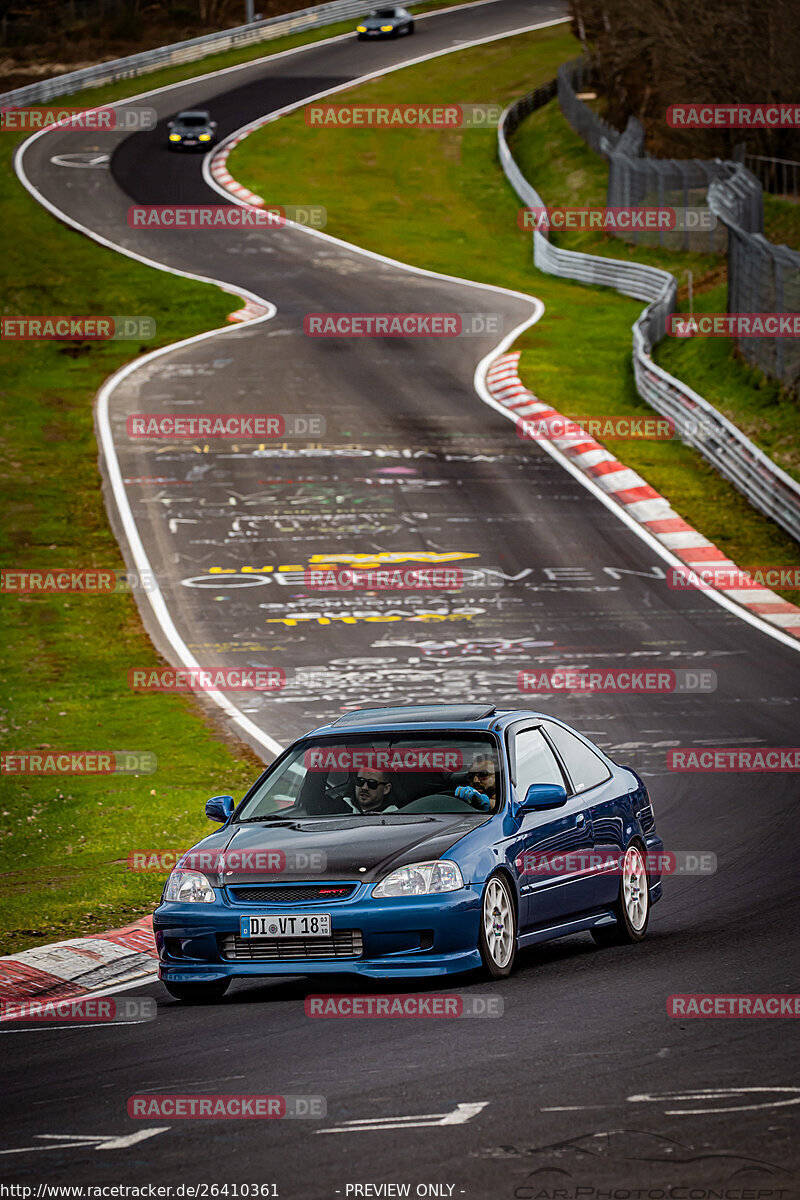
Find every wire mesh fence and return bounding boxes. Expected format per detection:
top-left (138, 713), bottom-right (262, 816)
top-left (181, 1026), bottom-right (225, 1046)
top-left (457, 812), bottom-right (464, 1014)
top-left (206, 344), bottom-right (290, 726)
top-left (711, 212), bottom-right (800, 394)
top-left (498, 88), bottom-right (800, 544)
top-left (558, 56), bottom-right (763, 253)
top-left (557, 56), bottom-right (799, 396)
top-left (745, 155), bottom-right (800, 202)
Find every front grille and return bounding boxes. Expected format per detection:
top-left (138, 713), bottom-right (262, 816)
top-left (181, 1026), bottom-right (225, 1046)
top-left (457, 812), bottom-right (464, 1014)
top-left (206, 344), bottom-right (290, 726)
top-left (227, 883), bottom-right (357, 904)
top-left (219, 930), bottom-right (363, 961)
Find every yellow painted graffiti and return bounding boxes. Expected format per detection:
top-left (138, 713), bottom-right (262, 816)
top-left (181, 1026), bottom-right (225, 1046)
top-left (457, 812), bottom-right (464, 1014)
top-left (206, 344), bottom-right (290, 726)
top-left (208, 552), bottom-right (479, 575)
top-left (265, 612), bottom-right (479, 627)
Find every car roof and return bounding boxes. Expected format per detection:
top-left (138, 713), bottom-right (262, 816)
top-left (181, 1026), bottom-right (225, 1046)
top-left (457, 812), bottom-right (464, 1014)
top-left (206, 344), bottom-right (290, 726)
top-left (307, 704), bottom-right (552, 736)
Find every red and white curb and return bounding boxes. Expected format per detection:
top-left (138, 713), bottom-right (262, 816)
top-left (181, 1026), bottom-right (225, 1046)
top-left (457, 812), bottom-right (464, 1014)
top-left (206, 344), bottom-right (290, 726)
top-left (487, 352), bottom-right (800, 639)
top-left (226, 293), bottom-right (270, 322)
top-left (210, 134), bottom-right (270, 325)
top-left (210, 130), bottom-right (268, 208)
top-left (0, 916), bottom-right (157, 1008)
top-left (211, 140), bottom-right (273, 324)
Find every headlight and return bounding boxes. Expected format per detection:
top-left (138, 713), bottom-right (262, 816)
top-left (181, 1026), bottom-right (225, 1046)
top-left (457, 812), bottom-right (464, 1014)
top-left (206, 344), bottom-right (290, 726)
top-left (372, 860), bottom-right (463, 898)
top-left (169, 133), bottom-right (181, 141)
top-left (380, 24), bottom-right (393, 30)
top-left (199, 133), bottom-right (211, 141)
top-left (356, 24), bottom-right (367, 30)
top-left (164, 869), bottom-right (216, 903)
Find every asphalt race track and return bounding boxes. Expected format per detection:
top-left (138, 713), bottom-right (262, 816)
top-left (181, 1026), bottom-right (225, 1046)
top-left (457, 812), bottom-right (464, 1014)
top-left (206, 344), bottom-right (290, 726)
top-left (5, 0), bottom-right (800, 1194)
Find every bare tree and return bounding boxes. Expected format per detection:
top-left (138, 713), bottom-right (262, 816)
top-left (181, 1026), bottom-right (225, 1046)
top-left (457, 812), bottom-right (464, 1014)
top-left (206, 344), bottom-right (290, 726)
top-left (569, 0), bottom-right (800, 160)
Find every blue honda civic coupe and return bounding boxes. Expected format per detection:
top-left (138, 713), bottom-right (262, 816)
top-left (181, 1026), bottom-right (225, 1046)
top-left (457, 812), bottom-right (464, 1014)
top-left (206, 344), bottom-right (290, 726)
top-left (154, 704), bottom-right (663, 1001)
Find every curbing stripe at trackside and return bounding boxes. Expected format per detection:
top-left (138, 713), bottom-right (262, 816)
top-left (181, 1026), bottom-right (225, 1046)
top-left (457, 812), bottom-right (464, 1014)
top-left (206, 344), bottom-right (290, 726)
top-left (206, 48), bottom-right (800, 654)
top-left (10, 1), bottom-right (800, 1006)
top-left (0, 918), bottom-right (157, 1008)
top-left (8, 8), bottom-right (566, 994)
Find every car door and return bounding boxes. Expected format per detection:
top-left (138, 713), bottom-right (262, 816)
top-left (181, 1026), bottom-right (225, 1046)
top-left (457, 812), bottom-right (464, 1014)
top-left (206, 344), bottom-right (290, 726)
top-left (509, 726), bottom-right (595, 930)
top-left (540, 720), bottom-right (623, 909)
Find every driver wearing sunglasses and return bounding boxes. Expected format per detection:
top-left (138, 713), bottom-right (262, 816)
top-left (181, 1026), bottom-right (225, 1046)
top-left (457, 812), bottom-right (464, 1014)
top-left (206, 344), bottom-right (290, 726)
top-left (352, 768), bottom-right (395, 813)
top-left (453, 753), bottom-right (497, 812)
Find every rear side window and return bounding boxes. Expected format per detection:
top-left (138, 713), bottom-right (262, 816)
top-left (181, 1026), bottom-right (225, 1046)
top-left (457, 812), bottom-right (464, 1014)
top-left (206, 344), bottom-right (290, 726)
top-left (514, 728), bottom-right (565, 794)
top-left (543, 723), bottom-right (611, 793)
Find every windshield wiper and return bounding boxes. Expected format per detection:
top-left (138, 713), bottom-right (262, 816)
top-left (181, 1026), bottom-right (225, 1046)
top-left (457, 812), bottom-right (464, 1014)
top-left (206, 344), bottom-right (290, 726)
top-left (235, 814), bottom-right (297, 824)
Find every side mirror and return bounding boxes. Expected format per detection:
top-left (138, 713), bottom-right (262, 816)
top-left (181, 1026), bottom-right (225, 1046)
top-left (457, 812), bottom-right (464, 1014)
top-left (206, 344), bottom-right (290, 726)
top-left (205, 794), bottom-right (234, 823)
top-left (167, 120), bottom-right (174, 128)
top-left (516, 783), bottom-right (568, 814)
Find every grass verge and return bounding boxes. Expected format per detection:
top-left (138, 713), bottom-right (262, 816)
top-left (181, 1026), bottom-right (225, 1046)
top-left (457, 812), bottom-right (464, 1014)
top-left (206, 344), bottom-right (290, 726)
top-left (229, 28), bottom-right (800, 604)
top-left (4, 0), bottom-right (482, 953)
top-left (0, 151), bottom-right (269, 952)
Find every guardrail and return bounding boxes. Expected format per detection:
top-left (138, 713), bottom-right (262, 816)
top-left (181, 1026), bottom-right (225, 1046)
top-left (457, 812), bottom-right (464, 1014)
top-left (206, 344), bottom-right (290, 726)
top-left (0, 0), bottom-right (372, 107)
top-left (498, 89), bottom-right (800, 545)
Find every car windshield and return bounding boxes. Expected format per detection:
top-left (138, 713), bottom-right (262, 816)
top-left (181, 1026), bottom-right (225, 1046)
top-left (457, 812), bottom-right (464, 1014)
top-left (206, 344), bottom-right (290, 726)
top-left (374, 9), bottom-right (397, 15)
top-left (236, 733), bottom-right (501, 820)
top-left (179, 116), bottom-right (208, 127)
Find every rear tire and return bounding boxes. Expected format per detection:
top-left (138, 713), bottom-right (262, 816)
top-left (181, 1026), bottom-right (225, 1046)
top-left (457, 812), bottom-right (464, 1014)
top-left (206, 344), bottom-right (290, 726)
top-left (164, 978), bottom-right (231, 1003)
top-left (478, 873), bottom-right (517, 979)
top-left (591, 842), bottom-right (650, 946)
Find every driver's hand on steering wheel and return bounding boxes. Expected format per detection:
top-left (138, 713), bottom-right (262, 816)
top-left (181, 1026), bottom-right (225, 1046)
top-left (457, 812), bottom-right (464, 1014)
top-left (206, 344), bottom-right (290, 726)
top-left (455, 785), bottom-right (492, 812)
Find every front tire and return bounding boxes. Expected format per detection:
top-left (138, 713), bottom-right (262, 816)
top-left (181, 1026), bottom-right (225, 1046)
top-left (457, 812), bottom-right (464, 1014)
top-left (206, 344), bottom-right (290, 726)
top-left (164, 978), bottom-right (231, 1003)
top-left (407, 21), bottom-right (414, 32)
top-left (591, 842), bottom-right (650, 946)
top-left (479, 873), bottom-right (517, 978)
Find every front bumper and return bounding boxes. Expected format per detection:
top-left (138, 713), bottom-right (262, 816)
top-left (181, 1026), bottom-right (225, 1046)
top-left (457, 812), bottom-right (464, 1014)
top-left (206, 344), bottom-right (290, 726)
top-left (167, 139), bottom-right (211, 150)
top-left (154, 884), bottom-right (483, 981)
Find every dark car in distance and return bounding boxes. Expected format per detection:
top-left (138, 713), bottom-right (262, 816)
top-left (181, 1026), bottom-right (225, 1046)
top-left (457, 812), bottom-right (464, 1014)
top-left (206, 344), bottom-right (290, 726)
top-left (167, 110), bottom-right (217, 150)
top-left (356, 6), bottom-right (414, 37)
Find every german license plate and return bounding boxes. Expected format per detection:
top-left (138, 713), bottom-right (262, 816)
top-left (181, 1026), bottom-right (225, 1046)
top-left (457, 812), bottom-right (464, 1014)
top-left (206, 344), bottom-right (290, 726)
top-left (240, 913), bottom-right (331, 938)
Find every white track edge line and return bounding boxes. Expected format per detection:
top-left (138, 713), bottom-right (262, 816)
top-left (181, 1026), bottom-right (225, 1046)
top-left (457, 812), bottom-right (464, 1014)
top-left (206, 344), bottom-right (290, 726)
top-left (17, 7), bottom-right (796, 782)
top-left (475, 354), bottom-right (800, 654)
top-left (14, 15), bottom-right (567, 763)
top-left (204, 21), bottom-right (800, 656)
